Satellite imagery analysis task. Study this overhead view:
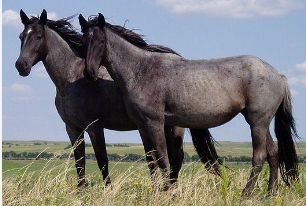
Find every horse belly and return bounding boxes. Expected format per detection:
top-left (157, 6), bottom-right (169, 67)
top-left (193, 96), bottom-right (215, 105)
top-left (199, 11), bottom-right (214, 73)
top-left (166, 103), bottom-right (240, 128)
top-left (58, 87), bottom-right (137, 131)
top-left (102, 103), bottom-right (137, 131)
top-left (165, 84), bottom-right (244, 128)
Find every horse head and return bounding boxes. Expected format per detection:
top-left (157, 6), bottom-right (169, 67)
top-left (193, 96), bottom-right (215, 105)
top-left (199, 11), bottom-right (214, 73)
top-left (15, 9), bottom-right (48, 77)
top-left (79, 13), bottom-right (107, 81)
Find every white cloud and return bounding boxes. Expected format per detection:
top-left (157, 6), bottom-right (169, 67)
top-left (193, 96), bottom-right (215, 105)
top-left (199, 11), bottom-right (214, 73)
top-left (2, 9), bottom-right (58, 30)
top-left (289, 76), bottom-right (306, 87)
top-left (296, 62), bottom-right (306, 72)
top-left (152, 0), bottom-right (306, 18)
top-left (288, 61), bottom-right (306, 90)
top-left (290, 88), bottom-right (298, 96)
top-left (32, 66), bottom-right (48, 78)
top-left (2, 10), bottom-right (21, 29)
top-left (4, 83), bottom-right (35, 102)
top-left (45, 12), bottom-right (57, 20)
top-left (11, 83), bottom-right (33, 93)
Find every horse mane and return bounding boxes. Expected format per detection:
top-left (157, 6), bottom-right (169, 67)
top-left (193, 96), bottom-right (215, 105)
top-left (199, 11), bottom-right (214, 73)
top-left (29, 15), bottom-right (83, 56)
top-left (85, 16), bottom-right (181, 56)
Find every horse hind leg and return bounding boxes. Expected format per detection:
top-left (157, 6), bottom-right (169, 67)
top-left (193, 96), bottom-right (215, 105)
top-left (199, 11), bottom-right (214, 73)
top-left (266, 129), bottom-right (278, 194)
top-left (165, 126), bottom-right (184, 184)
top-left (242, 125), bottom-right (268, 196)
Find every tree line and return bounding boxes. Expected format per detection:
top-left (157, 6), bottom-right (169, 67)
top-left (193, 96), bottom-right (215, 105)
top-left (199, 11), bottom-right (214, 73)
top-left (3, 151), bottom-right (306, 163)
top-left (64, 143), bottom-right (130, 149)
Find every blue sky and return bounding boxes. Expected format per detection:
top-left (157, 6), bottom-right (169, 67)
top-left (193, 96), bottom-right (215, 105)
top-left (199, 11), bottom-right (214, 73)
top-left (2, 0), bottom-right (306, 143)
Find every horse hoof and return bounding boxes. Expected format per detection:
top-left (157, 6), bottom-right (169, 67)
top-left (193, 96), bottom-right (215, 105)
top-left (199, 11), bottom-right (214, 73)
top-left (163, 183), bottom-right (172, 191)
top-left (105, 177), bottom-right (112, 186)
top-left (77, 179), bottom-right (88, 188)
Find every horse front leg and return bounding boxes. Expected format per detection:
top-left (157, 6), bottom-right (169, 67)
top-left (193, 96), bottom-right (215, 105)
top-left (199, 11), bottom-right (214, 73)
top-left (140, 120), bottom-right (171, 190)
top-left (138, 129), bottom-right (158, 179)
top-left (66, 124), bottom-right (87, 188)
top-left (87, 127), bottom-right (111, 186)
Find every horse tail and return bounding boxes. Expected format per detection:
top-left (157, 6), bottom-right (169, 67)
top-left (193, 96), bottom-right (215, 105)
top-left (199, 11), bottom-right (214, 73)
top-left (275, 76), bottom-right (299, 186)
top-left (190, 128), bottom-right (222, 176)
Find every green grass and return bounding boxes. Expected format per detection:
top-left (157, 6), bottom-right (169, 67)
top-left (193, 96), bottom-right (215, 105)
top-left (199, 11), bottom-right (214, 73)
top-left (3, 140), bottom-right (306, 180)
top-left (2, 159), bottom-right (255, 181)
top-left (2, 141), bottom-right (147, 156)
top-left (2, 141), bottom-right (68, 153)
top-left (3, 140), bottom-right (306, 157)
top-left (2, 159), bottom-right (138, 180)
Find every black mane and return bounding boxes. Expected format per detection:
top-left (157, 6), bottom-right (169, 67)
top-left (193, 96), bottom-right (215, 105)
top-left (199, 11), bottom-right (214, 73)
top-left (29, 15), bottom-right (83, 55)
top-left (85, 16), bottom-right (180, 56)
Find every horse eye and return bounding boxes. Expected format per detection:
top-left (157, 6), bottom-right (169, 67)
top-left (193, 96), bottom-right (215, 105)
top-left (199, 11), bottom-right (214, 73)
top-left (37, 35), bottom-right (42, 40)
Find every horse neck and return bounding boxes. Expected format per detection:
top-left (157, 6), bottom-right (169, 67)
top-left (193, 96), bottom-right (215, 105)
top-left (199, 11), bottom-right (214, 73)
top-left (105, 28), bottom-right (148, 91)
top-left (43, 27), bottom-right (84, 95)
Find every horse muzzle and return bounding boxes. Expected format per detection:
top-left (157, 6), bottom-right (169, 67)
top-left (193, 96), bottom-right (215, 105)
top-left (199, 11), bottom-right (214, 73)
top-left (15, 59), bottom-right (31, 77)
top-left (83, 67), bottom-right (98, 82)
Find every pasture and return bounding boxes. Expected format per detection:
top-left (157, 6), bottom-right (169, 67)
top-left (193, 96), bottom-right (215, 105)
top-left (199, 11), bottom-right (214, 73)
top-left (2, 141), bottom-right (306, 205)
top-left (6, 140), bottom-right (305, 157)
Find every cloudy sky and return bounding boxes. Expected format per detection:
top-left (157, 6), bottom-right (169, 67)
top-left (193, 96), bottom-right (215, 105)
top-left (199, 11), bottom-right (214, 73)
top-left (2, 0), bottom-right (306, 143)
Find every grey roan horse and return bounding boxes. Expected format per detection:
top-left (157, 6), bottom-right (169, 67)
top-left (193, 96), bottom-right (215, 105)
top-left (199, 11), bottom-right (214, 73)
top-left (79, 13), bottom-right (299, 195)
top-left (15, 10), bottom-right (219, 188)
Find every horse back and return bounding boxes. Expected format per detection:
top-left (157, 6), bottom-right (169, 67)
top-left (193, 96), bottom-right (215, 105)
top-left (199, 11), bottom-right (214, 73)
top-left (163, 55), bottom-right (284, 128)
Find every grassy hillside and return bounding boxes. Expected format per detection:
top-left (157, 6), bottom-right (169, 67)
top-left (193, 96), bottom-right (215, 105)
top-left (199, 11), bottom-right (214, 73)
top-left (3, 140), bottom-right (306, 157)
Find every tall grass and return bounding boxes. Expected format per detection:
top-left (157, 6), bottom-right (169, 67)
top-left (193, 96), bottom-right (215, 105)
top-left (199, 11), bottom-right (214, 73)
top-left (2, 157), bottom-right (306, 206)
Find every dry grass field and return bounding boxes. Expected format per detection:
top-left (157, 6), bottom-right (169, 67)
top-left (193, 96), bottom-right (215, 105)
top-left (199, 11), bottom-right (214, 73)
top-left (2, 159), bottom-right (306, 206)
top-left (2, 141), bottom-right (306, 205)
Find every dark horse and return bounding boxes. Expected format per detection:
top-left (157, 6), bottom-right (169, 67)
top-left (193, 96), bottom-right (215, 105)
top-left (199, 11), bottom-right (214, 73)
top-left (79, 13), bottom-right (299, 195)
top-left (14, 10), bottom-right (218, 188)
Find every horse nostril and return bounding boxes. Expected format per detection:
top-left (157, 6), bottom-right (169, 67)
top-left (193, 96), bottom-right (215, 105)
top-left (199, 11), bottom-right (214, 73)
top-left (91, 68), bottom-right (96, 76)
top-left (15, 61), bottom-right (20, 69)
top-left (15, 60), bottom-right (28, 70)
top-left (15, 60), bottom-right (23, 70)
top-left (83, 67), bottom-right (97, 82)
top-left (83, 68), bottom-right (91, 79)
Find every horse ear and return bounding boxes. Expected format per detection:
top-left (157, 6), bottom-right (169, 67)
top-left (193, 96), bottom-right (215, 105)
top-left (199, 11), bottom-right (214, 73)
top-left (98, 13), bottom-right (106, 28)
top-left (39, 9), bottom-right (47, 25)
top-left (20, 9), bottom-right (30, 26)
top-left (79, 14), bottom-right (88, 31)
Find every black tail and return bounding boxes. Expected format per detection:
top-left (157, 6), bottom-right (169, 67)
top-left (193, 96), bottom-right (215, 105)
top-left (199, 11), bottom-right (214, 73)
top-left (275, 80), bottom-right (299, 185)
top-left (190, 128), bottom-right (222, 176)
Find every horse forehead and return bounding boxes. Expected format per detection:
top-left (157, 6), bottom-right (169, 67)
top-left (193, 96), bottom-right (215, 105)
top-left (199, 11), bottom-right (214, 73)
top-left (90, 27), bottom-right (104, 37)
top-left (90, 30), bottom-right (102, 39)
top-left (22, 27), bottom-right (34, 45)
top-left (24, 24), bottom-right (40, 35)
top-left (26, 28), bottom-right (33, 34)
